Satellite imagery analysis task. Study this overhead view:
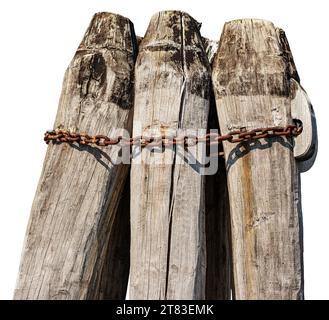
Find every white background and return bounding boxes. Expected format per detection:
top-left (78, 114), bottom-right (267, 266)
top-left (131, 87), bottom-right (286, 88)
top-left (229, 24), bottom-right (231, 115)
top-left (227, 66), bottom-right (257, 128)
top-left (0, 0), bottom-right (327, 300)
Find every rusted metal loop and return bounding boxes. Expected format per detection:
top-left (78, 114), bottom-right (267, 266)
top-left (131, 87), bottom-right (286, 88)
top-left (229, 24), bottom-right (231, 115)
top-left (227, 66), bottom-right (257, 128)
top-left (95, 134), bottom-right (110, 140)
top-left (66, 136), bottom-right (80, 142)
top-left (239, 131), bottom-right (257, 139)
top-left (230, 137), bottom-right (246, 143)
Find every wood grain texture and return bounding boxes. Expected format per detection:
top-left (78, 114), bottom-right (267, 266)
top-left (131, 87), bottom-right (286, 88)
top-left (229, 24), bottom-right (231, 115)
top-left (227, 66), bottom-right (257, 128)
top-left (212, 19), bottom-right (305, 299)
top-left (291, 79), bottom-right (317, 164)
top-left (130, 11), bottom-right (210, 300)
top-left (14, 12), bottom-right (137, 300)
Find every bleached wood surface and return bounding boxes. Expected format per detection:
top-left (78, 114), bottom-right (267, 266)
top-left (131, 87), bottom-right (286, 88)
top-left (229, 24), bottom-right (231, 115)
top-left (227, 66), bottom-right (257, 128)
top-left (290, 79), bottom-right (317, 163)
top-left (130, 11), bottom-right (210, 299)
top-left (212, 19), bottom-right (307, 299)
top-left (14, 12), bottom-right (136, 300)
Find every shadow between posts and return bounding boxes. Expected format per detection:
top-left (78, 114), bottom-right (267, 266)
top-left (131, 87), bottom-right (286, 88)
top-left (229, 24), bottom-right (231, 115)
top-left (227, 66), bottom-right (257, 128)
top-left (205, 90), bottom-right (233, 300)
top-left (87, 171), bottom-right (131, 300)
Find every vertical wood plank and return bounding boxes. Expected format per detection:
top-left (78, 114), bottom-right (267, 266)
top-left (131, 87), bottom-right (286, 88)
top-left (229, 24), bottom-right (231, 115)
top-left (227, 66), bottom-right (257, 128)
top-left (212, 19), bottom-right (304, 299)
top-left (14, 12), bottom-right (137, 300)
top-left (130, 11), bottom-right (210, 299)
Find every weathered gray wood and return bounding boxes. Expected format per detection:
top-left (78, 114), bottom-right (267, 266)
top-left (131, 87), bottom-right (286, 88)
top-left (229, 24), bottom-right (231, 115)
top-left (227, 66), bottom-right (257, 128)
top-left (130, 11), bottom-right (210, 299)
top-left (212, 19), bottom-right (308, 299)
top-left (14, 12), bottom-right (137, 300)
top-left (291, 79), bottom-right (317, 163)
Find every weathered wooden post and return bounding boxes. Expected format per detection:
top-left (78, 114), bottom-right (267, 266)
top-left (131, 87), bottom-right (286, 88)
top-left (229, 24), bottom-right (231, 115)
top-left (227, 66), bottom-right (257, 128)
top-left (130, 11), bottom-right (211, 299)
top-left (14, 12), bottom-right (137, 300)
top-left (212, 19), bottom-right (316, 299)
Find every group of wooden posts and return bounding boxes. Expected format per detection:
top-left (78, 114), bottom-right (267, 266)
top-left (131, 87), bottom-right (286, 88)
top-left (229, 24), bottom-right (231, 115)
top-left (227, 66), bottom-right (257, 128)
top-left (14, 11), bottom-right (317, 300)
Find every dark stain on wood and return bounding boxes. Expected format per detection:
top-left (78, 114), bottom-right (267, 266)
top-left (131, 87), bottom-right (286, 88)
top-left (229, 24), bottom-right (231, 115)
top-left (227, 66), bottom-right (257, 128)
top-left (213, 20), bottom-right (301, 97)
top-left (168, 13), bottom-right (180, 44)
top-left (185, 50), bottom-right (196, 69)
top-left (190, 72), bottom-right (210, 99)
top-left (277, 28), bottom-right (300, 84)
top-left (78, 53), bottom-right (107, 98)
top-left (109, 76), bottom-right (134, 109)
top-left (91, 53), bottom-right (106, 82)
top-left (184, 16), bottom-right (195, 45)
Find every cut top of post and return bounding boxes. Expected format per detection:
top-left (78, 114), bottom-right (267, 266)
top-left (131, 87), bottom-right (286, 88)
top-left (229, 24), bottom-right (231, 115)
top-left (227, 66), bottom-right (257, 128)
top-left (79, 12), bottom-right (136, 53)
top-left (213, 19), bottom-right (300, 97)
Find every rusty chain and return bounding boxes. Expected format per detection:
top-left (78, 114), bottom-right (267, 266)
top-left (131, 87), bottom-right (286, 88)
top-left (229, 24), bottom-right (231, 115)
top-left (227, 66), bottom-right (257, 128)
top-left (44, 123), bottom-right (303, 153)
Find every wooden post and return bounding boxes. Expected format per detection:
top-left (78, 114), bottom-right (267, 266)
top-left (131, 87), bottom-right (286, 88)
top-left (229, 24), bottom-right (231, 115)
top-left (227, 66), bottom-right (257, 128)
top-left (212, 19), bottom-right (315, 299)
top-left (130, 11), bottom-right (210, 299)
top-left (14, 12), bottom-right (137, 300)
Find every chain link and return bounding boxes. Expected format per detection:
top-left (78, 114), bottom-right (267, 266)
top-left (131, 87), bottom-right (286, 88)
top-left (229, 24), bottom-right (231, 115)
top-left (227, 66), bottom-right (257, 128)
top-left (44, 123), bottom-right (303, 152)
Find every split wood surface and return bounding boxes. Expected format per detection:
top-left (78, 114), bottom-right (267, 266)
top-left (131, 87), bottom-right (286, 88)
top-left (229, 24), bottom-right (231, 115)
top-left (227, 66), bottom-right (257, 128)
top-left (130, 11), bottom-right (210, 300)
top-left (14, 13), bottom-right (136, 300)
